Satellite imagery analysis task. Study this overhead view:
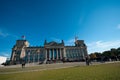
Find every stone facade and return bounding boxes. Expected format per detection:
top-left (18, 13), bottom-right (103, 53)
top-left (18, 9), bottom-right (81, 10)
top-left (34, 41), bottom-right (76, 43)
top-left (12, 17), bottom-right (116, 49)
top-left (10, 39), bottom-right (88, 64)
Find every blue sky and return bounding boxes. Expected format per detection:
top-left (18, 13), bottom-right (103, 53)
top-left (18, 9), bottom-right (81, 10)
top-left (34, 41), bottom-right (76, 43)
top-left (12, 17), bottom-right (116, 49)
top-left (0, 0), bottom-right (120, 58)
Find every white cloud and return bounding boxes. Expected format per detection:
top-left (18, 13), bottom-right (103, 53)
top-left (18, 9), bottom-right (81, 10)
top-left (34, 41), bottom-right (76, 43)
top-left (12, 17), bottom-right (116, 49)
top-left (65, 39), bottom-right (120, 53)
top-left (117, 24), bottom-right (120, 29)
top-left (3, 53), bottom-right (10, 57)
top-left (0, 29), bottom-right (18, 39)
top-left (0, 30), bottom-right (9, 37)
top-left (0, 56), bottom-right (7, 65)
top-left (87, 40), bottom-right (120, 54)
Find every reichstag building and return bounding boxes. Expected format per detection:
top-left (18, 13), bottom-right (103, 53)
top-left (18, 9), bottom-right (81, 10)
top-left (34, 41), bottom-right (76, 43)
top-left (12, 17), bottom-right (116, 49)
top-left (10, 39), bottom-right (88, 64)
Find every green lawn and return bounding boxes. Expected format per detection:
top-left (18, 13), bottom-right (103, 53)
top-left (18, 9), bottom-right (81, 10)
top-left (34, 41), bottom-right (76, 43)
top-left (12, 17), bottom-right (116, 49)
top-left (0, 65), bottom-right (48, 73)
top-left (0, 62), bottom-right (120, 80)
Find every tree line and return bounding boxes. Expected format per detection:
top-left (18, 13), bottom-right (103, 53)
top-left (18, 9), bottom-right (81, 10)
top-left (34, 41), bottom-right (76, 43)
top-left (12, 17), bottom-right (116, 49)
top-left (89, 47), bottom-right (120, 62)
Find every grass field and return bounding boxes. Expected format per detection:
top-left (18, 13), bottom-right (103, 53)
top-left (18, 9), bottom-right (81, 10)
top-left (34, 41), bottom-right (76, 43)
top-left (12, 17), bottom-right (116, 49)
top-left (0, 62), bottom-right (120, 80)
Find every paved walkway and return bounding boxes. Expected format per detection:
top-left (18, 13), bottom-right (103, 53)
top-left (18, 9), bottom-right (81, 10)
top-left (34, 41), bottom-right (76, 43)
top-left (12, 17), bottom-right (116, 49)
top-left (0, 61), bottom-right (120, 74)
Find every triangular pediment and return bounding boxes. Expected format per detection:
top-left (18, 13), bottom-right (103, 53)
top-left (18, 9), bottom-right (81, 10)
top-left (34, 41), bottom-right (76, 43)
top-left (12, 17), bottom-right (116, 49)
top-left (44, 41), bottom-right (64, 46)
top-left (48, 41), bottom-right (58, 46)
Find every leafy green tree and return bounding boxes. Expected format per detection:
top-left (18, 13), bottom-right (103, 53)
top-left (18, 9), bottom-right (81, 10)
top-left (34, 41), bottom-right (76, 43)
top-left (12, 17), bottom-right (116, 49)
top-left (111, 48), bottom-right (117, 57)
top-left (94, 52), bottom-right (102, 58)
top-left (89, 53), bottom-right (97, 60)
top-left (102, 51), bottom-right (111, 57)
top-left (117, 47), bottom-right (120, 56)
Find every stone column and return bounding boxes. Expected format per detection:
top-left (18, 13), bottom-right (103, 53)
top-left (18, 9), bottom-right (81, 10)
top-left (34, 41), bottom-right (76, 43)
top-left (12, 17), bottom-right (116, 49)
top-left (56, 48), bottom-right (58, 60)
top-left (78, 49), bottom-right (81, 60)
top-left (49, 49), bottom-right (51, 60)
top-left (52, 49), bottom-right (54, 60)
top-left (60, 48), bottom-right (62, 59)
top-left (33, 53), bottom-right (35, 63)
top-left (63, 48), bottom-right (66, 58)
top-left (14, 53), bottom-right (16, 62)
top-left (81, 48), bottom-right (85, 60)
top-left (43, 49), bottom-right (47, 64)
top-left (45, 49), bottom-right (47, 60)
top-left (37, 50), bottom-right (40, 63)
top-left (12, 51), bottom-right (15, 61)
top-left (28, 51), bottom-right (30, 63)
top-left (63, 48), bottom-right (66, 61)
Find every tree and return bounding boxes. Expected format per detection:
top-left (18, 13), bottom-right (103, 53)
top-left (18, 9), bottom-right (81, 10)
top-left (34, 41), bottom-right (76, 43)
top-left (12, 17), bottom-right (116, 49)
top-left (89, 53), bottom-right (97, 60)
top-left (94, 52), bottom-right (101, 58)
top-left (117, 47), bottom-right (120, 56)
top-left (102, 51), bottom-right (111, 57)
top-left (111, 48), bottom-right (117, 57)
top-left (89, 47), bottom-right (120, 61)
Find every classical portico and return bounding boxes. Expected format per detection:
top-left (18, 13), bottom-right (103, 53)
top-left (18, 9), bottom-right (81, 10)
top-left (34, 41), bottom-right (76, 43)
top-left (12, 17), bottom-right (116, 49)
top-left (44, 40), bottom-right (65, 62)
top-left (45, 48), bottom-right (64, 60)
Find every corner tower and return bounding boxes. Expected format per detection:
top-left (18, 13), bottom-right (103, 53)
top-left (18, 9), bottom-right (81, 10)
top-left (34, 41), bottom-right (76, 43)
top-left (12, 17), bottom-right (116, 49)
top-left (10, 40), bottom-right (29, 64)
